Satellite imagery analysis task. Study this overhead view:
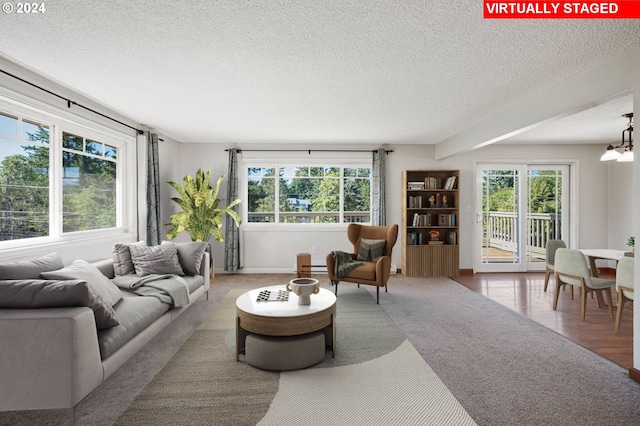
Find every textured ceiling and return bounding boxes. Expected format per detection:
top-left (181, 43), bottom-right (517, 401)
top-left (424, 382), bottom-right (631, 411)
top-left (0, 0), bottom-right (639, 147)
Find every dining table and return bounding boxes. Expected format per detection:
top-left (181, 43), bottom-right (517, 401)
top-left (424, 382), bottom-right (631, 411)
top-left (579, 249), bottom-right (629, 278)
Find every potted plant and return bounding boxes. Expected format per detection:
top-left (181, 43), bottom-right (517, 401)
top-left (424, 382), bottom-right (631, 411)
top-left (166, 169), bottom-right (242, 264)
top-left (628, 236), bottom-right (635, 255)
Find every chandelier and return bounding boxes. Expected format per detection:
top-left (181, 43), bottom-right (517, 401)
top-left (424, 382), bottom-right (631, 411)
top-left (600, 113), bottom-right (633, 162)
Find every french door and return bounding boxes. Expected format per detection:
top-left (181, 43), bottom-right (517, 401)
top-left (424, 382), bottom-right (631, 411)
top-left (474, 163), bottom-right (569, 273)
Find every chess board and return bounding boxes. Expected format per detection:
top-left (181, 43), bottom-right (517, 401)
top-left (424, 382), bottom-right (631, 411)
top-left (256, 289), bottom-right (289, 302)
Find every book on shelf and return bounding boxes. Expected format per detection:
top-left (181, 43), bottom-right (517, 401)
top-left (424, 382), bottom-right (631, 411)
top-left (411, 213), bottom-right (433, 226)
top-left (424, 176), bottom-right (442, 189)
top-left (447, 231), bottom-right (458, 245)
top-left (408, 195), bottom-right (423, 208)
top-left (407, 181), bottom-right (425, 190)
top-left (437, 213), bottom-right (457, 226)
top-left (443, 175), bottom-right (457, 190)
top-left (407, 232), bottom-right (424, 245)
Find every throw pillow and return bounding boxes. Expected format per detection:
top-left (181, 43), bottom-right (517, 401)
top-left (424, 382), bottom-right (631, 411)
top-left (40, 260), bottom-right (123, 306)
top-left (0, 279), bottom-right (120, 329)
top-left (112, 241), bottom-right (146, 276)
top-left (0, 252), bottom-right (64, 279)
top-left (357, 238), bottom-right (386, 262)
top-left (129, 242), bottom-right (185, 277)
top-left (165, 241), bottom-right (208, 275)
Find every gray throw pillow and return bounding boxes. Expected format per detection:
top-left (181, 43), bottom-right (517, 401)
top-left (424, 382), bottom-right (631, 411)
top-left (40, 260), bottom-right (123, 306)
top-left (357, 239), bottom-right (386, 262)
top-left (0, 252), bottom-right (64, 279)
top-left (165, 241), bottom-right (207, 275)
top-left (0, 279), bottom-right (120, 329)
top-left (112, 241), bottom-right (146, 276)
top-left (129, 242), bottom-right (185, 277)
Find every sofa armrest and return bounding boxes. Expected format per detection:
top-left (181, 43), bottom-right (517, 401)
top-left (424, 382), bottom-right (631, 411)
top-left (0, 307), bottom-right (103, 411)
top-left (200, 251), bottom-right (211, 291)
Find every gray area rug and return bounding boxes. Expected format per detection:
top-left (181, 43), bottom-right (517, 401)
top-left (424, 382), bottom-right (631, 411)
top-left (374, 275), bottom-right (640, 425)
top-left (116, 285), bottom-right (475, 425)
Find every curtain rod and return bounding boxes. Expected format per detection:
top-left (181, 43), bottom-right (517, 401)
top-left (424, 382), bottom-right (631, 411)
top-left (226, 149), bottom-right (393, 154)
top-left (1, 69), bottom-right (145, 135)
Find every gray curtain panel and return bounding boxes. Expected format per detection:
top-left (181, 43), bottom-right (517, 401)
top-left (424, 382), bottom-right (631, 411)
top-left (146, 132), bottom-right (161, 246)
top-left (224, 148), bottom-right (241, 271)
top-left (371, 148), bottom-right (386, 226)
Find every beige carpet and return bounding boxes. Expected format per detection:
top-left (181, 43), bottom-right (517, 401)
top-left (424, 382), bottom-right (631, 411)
top-left (117, 285), bottom-right (476, 425)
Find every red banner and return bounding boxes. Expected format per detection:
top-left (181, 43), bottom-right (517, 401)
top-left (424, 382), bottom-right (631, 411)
top-left (484, 1), bottom-right (640, 18)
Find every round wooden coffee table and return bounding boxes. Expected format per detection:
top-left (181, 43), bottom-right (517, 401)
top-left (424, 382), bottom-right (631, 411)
top-left (235, 285), bottom-right (336, 363)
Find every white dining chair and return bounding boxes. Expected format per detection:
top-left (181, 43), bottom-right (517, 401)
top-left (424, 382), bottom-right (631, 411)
top-left (553, 248), bottom-right (615, 320)
top-left (544, 239), bottom-right (566, 292)
top-left (614, 256), bottom-right (634, 332)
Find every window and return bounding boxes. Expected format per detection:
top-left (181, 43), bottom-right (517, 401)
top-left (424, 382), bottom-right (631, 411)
top-left (247, 164), bottom-right (371, 224)
top-left (0, 101), bottom-right (132, 246)
top-left (0, 112), bottom-right (50, 240)
top-left (62, 131), bottom-right (118, 232)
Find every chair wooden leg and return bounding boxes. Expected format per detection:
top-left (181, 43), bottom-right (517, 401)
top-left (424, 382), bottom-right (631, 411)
top-left (544, 268), bottom-right (551, 292)
top-left (615, 290), bottom-right (625, 332)
top-left (376, 286), bottom-right (379, 304)
top-left (331, 280), bottom-right (339, 296)
top-left (604, 288), bottom-right (613, 318)
top-left (580, 286), bottom-right (587, 321)
top-left (553, 281), bottom-right (562, 310)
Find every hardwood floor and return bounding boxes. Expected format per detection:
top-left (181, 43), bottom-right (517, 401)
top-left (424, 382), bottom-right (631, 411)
top-left (453, 270), bottom-right (634, 369)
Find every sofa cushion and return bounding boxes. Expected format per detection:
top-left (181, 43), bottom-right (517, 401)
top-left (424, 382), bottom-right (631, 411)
top-left (357, 239), bottom-right (386, 262)
top-left (182, 274), bottom-right (205, 294)
top-left (167, 241), bottom-right (207, 275)
top-left (40, 260), bottom-right (123, 306)
top-left (112, 241), bottom-right (146, 276)
top-left (97, 295), bottom-right (170, 359)
top-left (0, 279), bottom-right (120, 329)
top-left (0, 253), bottom-right (64, 280)
top-left (129, 242), bottom-right (184, 276)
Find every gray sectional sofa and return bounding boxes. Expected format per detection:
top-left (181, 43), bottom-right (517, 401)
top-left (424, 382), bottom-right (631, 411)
top-left (0, 241), bottom-right (210, 425)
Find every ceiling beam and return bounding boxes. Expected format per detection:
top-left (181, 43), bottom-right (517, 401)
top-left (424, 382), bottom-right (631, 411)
top-left (435, 46), bottom-right (640, 160)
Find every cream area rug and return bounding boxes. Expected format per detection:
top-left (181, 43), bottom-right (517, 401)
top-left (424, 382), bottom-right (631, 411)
top-left (117, 285), bottom-right (476, 425)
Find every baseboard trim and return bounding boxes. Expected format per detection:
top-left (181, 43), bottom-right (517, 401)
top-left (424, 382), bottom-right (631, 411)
top-left (628, 367), bottom-right (640, 384)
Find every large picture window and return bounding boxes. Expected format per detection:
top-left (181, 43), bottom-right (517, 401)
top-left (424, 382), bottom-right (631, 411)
top-left (247, 164), bottom-right (371, 224)
top-left (0, 102), bottom-right (131, 246)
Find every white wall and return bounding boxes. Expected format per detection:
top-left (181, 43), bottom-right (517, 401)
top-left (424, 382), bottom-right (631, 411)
top-left (161, 141), bottom-right (625, 274)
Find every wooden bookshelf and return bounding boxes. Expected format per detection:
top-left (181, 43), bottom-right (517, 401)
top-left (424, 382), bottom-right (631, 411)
top-left (402, 170), bottom-right (460, 277)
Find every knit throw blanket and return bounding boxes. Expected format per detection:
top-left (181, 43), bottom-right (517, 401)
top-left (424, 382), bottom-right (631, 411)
top-left (113, 274), bottom-right (190, 307)
top-left (332, 250), bottom-right (363, 279)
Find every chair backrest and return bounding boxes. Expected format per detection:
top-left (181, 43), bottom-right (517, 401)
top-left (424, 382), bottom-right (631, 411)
top-left (347, 224), bottom-right (399, 257)
top-left (545, 239), bottom-right (566, 267)
top-left (616, 256), bottom-right (635, 300)
top-left (554, 248), bottom-right (591, 287)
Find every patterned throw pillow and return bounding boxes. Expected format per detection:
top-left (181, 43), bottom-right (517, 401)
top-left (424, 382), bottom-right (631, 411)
top-left (40, 259), bottom-right (123, 306)
top-left (164, 241), bottom-right (208, 276)
top-left (357, 238), bottom-right (386, 262)
top-left (129, 242), bottom-right (185, 277)
top-left (112, 241), bottom-right (146, 276)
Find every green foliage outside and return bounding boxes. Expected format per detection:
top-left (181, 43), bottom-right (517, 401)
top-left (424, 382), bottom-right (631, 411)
top-left (247, 166), bottom-right (370, 223)
top-left (0, 126), bottom-right (119, 240)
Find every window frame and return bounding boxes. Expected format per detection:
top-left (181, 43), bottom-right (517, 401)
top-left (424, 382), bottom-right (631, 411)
top-left (0, 91), bottom-right (137, 251)
top-left (242, 157), bottom-right (373, 228)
